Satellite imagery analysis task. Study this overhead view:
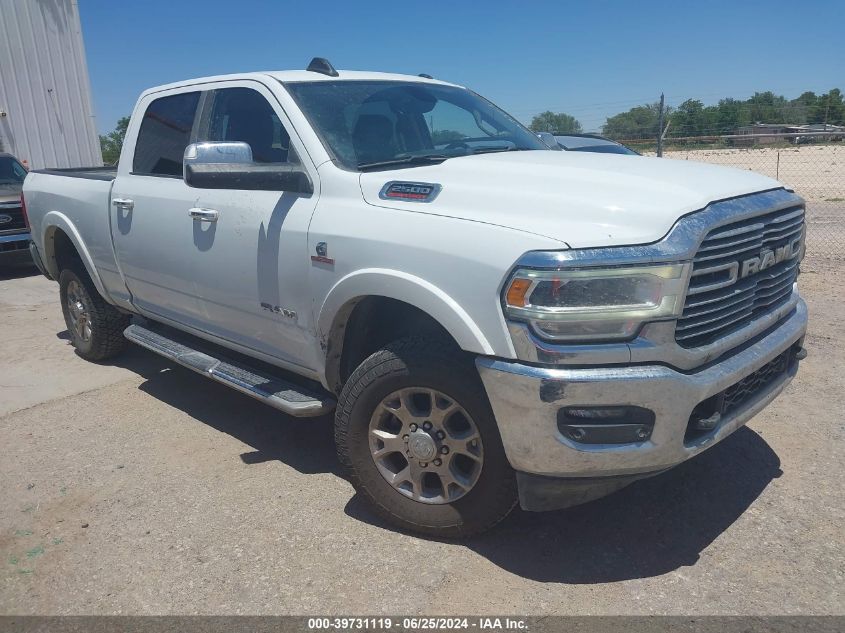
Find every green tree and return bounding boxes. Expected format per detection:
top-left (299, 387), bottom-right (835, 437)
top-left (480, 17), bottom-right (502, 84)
top-left (811, 89), bottom-right (845, 125)
top-left (529, 111), bottom-right (582, 133)
top-left (671, 99), bottom-right (705, 136)
top-left (714, 97), bottom-right (750, 132)
top-left (602, 102), bottom-right (667, 140)
top-left (99, 116), bottom-right (130, 165)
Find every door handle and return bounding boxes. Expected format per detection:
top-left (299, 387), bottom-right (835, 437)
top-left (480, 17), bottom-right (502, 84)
top-left (189, 207), bottom-right (219, 222)
top-left (112, 198), bottom-right (134, 210)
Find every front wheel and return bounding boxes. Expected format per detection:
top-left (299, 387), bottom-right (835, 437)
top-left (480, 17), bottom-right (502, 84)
top-left (335, 337), bottom-right (518, 537)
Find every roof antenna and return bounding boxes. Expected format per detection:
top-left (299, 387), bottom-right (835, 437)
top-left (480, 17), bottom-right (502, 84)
top-left (418, 73), bottom-right (433, 79)
top-left (307, 57), bottom-right (339, 77)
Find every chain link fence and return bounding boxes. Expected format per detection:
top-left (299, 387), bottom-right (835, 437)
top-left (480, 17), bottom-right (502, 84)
top-left (626, 138), bottom-right (844, 259)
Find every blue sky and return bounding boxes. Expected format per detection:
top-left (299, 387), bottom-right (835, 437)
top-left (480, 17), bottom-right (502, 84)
top-left (80, 0), bottom-right (844, 134)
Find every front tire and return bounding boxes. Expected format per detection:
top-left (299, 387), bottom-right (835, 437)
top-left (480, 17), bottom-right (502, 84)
top-left (335, 337), bottom-right (518, 537)
top-left (59, 264), bottom-right (129, 361)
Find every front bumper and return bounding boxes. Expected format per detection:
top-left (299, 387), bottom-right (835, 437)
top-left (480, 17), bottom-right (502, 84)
top-left (477, 299), bottom-right (807, 508)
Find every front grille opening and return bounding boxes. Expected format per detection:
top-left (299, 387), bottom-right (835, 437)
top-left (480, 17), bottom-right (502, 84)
top-left (684, 348), bottom-right (794, 445)
top-left (677, 204), bottom-right (804, 349)
top-left (692, 267), bottom-right (735, 288)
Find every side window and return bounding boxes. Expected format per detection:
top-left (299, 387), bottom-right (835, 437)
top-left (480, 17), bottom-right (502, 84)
top-left (133, 91), bottom-right (200, 176)
top-left (204, 87), bottom-right (298, 164)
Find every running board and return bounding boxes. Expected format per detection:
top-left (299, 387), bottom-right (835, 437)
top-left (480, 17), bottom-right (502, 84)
top-left (124, 323), bottom-right (335, 417)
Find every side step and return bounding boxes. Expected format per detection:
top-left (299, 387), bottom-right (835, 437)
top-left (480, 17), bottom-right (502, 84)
top-left (124, 323), bottom-right (335, 417)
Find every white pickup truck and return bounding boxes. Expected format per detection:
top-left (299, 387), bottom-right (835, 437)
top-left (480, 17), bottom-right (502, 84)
top-left (24, 59), bottom-right (808, 536)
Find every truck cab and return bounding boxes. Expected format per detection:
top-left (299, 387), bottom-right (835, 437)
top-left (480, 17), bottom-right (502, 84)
top-left (23, 59), bottom-right (807, 536)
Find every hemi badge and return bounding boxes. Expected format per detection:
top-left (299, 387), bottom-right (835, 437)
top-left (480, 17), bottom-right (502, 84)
top-left (379, 181), bottom-right (442, 203)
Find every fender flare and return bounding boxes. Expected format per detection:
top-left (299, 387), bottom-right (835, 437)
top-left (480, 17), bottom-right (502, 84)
top-left (40, 211), bottom-right (111, 301)
top-left (317, 268), bottom-right (495, 363)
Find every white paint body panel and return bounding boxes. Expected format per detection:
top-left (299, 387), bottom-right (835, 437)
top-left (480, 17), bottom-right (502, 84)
top-left (359, 150), bottom-right (781, 248)
top-left (23, 69), bottom-right (785, 388)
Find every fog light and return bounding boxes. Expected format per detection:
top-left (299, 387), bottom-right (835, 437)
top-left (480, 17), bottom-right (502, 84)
top-left (557, 406), bottom-right (655, 445)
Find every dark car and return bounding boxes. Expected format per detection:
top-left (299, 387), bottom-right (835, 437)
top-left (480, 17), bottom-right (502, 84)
top-left (553, 133), bottom-right (640, 155)
top-left (0, 153), bottom-right (32, 266)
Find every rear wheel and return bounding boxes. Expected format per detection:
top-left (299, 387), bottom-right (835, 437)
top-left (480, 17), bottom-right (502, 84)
top-left (59, 264), bottom-right (129, 361)
top-left (335, 337), bottom-right (518, 537)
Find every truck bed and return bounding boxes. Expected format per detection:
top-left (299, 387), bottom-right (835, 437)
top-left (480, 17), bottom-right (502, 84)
top-left (24, 168), bottom-right (127, 305)
top-left (31, 166), bottom-right (117, 181)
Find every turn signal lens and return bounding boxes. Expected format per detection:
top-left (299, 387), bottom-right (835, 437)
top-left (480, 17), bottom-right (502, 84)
top-left (506, 278), bottom-right (532, 307)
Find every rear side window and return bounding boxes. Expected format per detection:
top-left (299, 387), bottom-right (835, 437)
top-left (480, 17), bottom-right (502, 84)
top-left (203, 87), bottom-right (297, 164)
top-left (133, 91), bottom-right (200, 176)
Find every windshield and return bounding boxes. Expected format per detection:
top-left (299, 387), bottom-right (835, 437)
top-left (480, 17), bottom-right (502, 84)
top-left (0, 156), bottom-right (27, 186)
top-left (285, 81), bottom-right (546, 170)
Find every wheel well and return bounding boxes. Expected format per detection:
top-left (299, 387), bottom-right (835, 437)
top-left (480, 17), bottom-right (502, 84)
top-left (327, 297), bottom-right (461, 394)
top-left (48, 228), bottom-right (82, 275)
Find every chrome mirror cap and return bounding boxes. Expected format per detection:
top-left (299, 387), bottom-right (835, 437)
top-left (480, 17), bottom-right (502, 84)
top-left (183, 141), bottom-right (253, 172)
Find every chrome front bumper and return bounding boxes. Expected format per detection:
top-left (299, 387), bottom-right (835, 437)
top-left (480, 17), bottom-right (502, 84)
top-left (477, 299), bottom-right (807, 480)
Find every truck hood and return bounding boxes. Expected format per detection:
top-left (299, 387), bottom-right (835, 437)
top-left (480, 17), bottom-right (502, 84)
top-left (359, 151), bottom-right (782, 248)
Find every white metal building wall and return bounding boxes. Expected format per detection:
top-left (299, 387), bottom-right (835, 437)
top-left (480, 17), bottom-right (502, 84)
top-left (0, 0), bottom-right (102, 168)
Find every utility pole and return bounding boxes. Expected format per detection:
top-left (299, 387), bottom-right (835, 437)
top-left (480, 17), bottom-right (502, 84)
top-left (657, 92), bottom-right (665, 157)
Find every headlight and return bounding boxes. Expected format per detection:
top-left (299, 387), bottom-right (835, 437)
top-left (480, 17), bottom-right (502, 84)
top-left (504, 263), bottom-right (691, 342)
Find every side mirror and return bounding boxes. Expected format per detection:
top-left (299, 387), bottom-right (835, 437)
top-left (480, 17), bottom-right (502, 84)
top-left (183, 142), bottom-right (313, 194)
top-left (535, 132), bottom-right (562, 150)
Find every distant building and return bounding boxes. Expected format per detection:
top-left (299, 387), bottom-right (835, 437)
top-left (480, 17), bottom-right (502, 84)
top-left (790, 123), bottom-right (845, 144)
top-left (731, 123), bottom-right (793, 146)
top-left (0, 0), bottom-right (102, 168)
top-left (730, 122), bottom-right (845, 146)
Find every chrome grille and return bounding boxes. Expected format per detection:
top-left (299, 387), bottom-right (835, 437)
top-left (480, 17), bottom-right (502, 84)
top-left (676, 204), bottom-right (804, 348)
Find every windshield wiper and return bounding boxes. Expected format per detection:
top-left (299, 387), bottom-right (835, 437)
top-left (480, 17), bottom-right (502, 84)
top-left (357, 154), bottom-right (449, 171)
top-left (470, 146), bottom-right (529, 155)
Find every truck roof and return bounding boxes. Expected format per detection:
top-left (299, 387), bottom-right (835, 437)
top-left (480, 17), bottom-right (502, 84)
top-left (141, 70), bottom-right (461, 98)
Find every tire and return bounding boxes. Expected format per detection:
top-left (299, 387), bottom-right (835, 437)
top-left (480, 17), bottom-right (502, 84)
top-left (59, 263), bottom-right (129, 361)
top-left (335, 336), bottom-right (518, 537)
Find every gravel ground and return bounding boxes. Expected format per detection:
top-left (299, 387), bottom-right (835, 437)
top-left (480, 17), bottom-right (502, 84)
top-left (0, 254), bottom-right (842, 615)
top-left (654, 144), bottom-right (845, 203)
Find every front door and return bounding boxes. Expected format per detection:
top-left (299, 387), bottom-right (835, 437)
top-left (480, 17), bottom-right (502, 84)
top-left (185, 82), bottom-right (319, 368)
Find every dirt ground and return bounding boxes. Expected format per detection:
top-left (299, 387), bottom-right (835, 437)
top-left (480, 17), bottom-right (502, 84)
top-left (0, 249), bottom-right (843, 615)
top-left (655, 144), bottom-right (845, 203)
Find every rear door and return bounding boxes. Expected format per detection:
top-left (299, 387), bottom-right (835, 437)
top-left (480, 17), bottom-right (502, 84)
top-left (110, 88), bottom-right (207, 329)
